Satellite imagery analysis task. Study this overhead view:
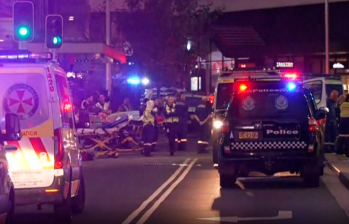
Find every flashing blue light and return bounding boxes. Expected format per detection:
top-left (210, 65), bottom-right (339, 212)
top-left (286, 82), bottom-right (297, 91)
top-left (127, 77), bottom-right (140, 85)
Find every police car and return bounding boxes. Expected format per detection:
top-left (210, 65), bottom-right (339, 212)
top-left (212, 69), bottom-right (278, 164)
top-left (0, 114), bottom-right (22, 224)
top-left (218, 73), bottom-right (326, 188)
top-left (0, 52), bottom-right (85, 222)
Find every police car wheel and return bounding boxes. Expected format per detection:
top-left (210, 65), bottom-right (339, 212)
top-left (219, 174), bottom-right (237, 189)
top-left (5, 189), bottom-right (14, 224)
top-left (72, 177), bottom-right (85, 214)
top-left (54, 183), bottom-right (72, 223)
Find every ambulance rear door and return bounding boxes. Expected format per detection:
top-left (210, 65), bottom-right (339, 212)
top-left (0, 65), bottom-right (55, 189)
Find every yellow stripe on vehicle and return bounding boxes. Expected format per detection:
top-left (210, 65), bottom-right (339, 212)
top-left (21, 119), bottom-right (54, 138)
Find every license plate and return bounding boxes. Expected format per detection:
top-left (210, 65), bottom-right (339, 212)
top-left (238, 132), bottom-right (259, 139)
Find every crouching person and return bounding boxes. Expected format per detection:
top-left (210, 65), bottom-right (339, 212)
top-left (142, 100), bottom-right (157, 157)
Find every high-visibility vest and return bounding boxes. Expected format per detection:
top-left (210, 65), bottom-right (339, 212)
top-left (96, 102), bottom-right (110, 112)
top-left (142, 108), bottom-right (155, 126)
top-left (165, 104), bottom-right (179, 123)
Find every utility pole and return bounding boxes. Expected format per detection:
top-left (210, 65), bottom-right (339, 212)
top-left (106, 0), bottom-right (112, 94)
top-left (325, 0), bottom-right (330, 74)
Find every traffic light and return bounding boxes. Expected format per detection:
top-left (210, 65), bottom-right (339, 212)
top-left (46, 15), bottom-right (63, 49)
top-left (13, 1), bottom-right (35, 42)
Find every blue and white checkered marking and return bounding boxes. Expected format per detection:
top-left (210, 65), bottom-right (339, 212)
top-left (231, 141), bottom-right (307, 150)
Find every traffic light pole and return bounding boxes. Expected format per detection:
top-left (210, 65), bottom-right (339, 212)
top-left (105, 0), bottom-right (112, 95)
top-left (325, 0), bottom-right (330, 74)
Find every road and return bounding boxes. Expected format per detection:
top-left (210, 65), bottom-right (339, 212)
top-left (14, 137), bottom-right (349, 224)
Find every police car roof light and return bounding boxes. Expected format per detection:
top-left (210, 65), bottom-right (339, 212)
top-left (286, 82), bottom-right (297, 91)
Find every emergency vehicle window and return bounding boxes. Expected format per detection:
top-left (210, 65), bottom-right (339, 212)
top-left (326, 84), bottom-right (343, 98)
top-left (216, 83), bottom-right (234, 110)
top-left (230, 92), bottom-right (309, 120)
top-left (303, 81), bottom-right (322, 104)
top-left (55, 74), bottom-right (74, 128)
top-left (0, 73), bottom-right (49, 130)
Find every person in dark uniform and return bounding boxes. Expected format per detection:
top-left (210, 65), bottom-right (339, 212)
top-left (325, 90), bottom-right (339, 152)
top-left (165, 96), bottom-right (179, 156)
top-left (175, 93), bottom-right (188, 151)
top-left (152, 98), bottom-right (162, 151)
top-left (142, 100), bottom-right (156, 157)
top-left (195, 97), bottom-right (212, 153)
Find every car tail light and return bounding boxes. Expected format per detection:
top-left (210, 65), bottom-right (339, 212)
top-left (54, 129), bottom-right (64, 169)
top-left (308, 117), bottom-right (317, 133)
top-left (239, 84), bottom-right (248, 91)
top-left (64, 103), bottom-right (72, 111)
top-left (222, 121), bottom-right (229, 134)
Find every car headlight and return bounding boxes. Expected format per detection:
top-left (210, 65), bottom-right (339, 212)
top-left (213, 120), bottom-right (223, 129)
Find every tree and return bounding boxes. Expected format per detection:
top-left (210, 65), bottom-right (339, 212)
top-left (114, 0), bottom-right (222, 86)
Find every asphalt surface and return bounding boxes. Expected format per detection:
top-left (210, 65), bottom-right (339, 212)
top-left (13, 137), bottom-right (349, 224)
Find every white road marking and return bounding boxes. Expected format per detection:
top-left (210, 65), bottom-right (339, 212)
top-left (198, 211), bottom-right (293, 223)
top-left (121, 158), bottom-right (191, 224)
top-left (136, 158), bottom-right (198, 224)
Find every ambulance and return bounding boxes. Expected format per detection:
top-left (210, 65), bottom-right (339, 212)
top-left (0, 52), bottom-right (85, 222)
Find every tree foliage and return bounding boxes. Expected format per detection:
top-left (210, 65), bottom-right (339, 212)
top-left (114, 0), bottom-right (221, 84)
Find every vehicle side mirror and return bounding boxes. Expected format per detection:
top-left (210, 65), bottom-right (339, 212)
top-left (319, 107), bottom-right (329, 114)
top-left (4, 113), bottom-right (22, 141)
top-left (315, 110), bottom-right (326, 120)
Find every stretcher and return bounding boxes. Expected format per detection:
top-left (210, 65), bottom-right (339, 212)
top-left (78, 113), bottom-right (144, 160)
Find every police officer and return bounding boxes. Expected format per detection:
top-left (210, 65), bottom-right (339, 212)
top-left (195, 97), bottom-right (212, 153)
top-left (165, 96), bottom-right (179, 156)
top-left (175, 93), bottom-right (188, 151)
top-left (325, 90), bottom-right (339, 152)
top-left (142, 100), bottom-right (157, 157)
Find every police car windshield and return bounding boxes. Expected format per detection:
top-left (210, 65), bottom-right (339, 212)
top-left (216, 83), bottom-right (234, 110)
top-left (229, 87), bottom-right (309, 120)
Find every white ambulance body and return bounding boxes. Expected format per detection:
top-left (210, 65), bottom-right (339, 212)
top-left (0, 53), bottom-right (85, 222)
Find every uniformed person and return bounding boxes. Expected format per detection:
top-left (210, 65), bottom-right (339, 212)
top-left (96, 94), bottom-right (112, 115)
top-left (165, 96), bottom-right (179, 156)
top-left (118, 97), bottom-right (133, 112)
top-left (81, 94), bottom-right (96, 112)
top-left (194, 97), bottom-right (212, 153)
top-left (142, 100), bottom-right (157, 157)
top-left (152, 98), bottom-right (162, 151)
top-left (175, 93), bottom-right (188, 151)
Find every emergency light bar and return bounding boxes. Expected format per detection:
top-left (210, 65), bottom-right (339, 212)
top-left (0, 53), bottom-right (52, 61)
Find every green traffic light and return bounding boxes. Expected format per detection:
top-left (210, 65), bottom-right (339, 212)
top-left (17, 26), bottom-right (30, 39)
top-left (52, 36), bottom-right (62, 45)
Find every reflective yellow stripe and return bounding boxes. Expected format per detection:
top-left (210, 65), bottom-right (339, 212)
top-left (180, 139), bottom-right (187, 142)
top-left (198, 141), bottom-right (209, 144)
